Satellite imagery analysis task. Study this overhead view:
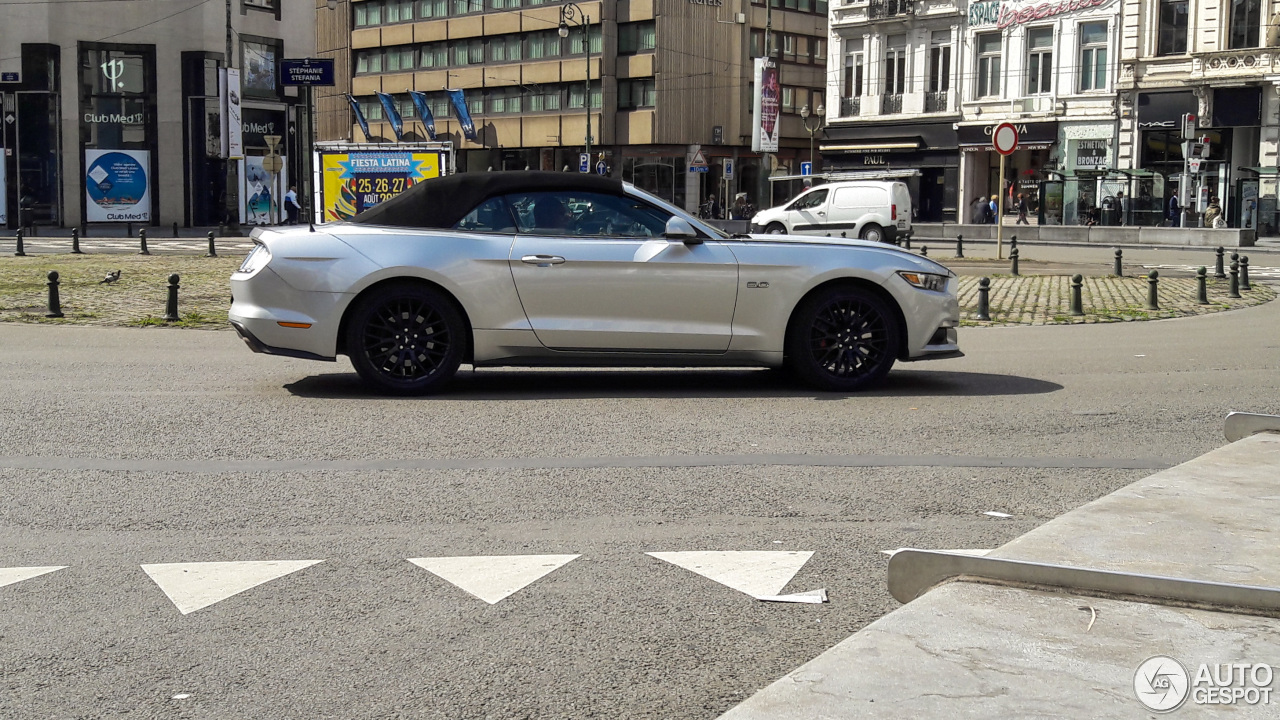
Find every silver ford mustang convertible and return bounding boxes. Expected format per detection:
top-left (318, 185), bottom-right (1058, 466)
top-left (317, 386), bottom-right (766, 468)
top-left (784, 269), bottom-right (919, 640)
top-left (229, 171), bottom-right (961, 394)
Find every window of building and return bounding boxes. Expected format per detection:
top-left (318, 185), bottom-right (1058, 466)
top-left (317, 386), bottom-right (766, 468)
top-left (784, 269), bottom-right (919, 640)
top-left (244, 0), bottom-right (276, 9)
top-left (618, 78), bottom-right (656, 108)
top-left (619, 21), bottom-right (656, 54)
top-left (928, 31), bottom-right (950, 93)
top-left (781, 86), bottom-right (795, 112)
top-left (489, 0), bottom-right (522, 9)
top-left (385, 0), bottom-right (414, 22)
top-left (528, 31), bottom-right (563, 59)
top-left (488, 87), bottom-right (521, 114)
top-left (354, 1), bottom-right (382, 26)
top-left (452, 0), bottom-right (483, 15)
top-left (240, 36), bottom-right (280, 98)
top-left (384, 46), bottom-right (414, 72)
top-left (750, 30), bottom-right (765, 57)
top-left (843, 49), bottom-right (864, 98)
top-left (1157, 0), bottom-right (1188, 55)
top-left (976, 32), bottom-right (1002, 98)
top-left (783, 34), bottom-right (797, 62)
top-left (1078, 21), bottom-right (1108, 91)
top-left (813, 39), bottom-right (825, 64)
top-left (418, 0), bottom-right (447, 18)
top-left (527, 85), bottom-right (561, 111)
top-left (568, 26), bottom-right (602, 55)
top-left (360, 98), bottom-right (384, 121)
top-left (489, 35), bottom-right (522, 63)
top-left (884, 35), bottom-right (907, 95)
top-left (567, 81), bottom-right (602, 109)
top-left (355, 50), bottom-right (380, 74)
top-left (420, 42), bottom-right (447, 68)
top-left (1229, 0), bottom-right (1261, 48)
top-left (1026, 27), bottom-right (1053, 95)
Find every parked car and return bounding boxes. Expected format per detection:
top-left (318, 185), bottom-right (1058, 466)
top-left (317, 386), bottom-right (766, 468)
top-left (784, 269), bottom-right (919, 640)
top-left (750, 180), bottom-right (912, 244)
top-left (229, 172), bottom-right (959, 395)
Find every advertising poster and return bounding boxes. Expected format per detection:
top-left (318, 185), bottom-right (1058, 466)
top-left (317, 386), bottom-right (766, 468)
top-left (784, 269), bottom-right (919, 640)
top-left (84, 149), bottom-right (151, 222)
top-left (318, 150), bottom-right (442, 221)
top-left (241, 156), bottom-right (287, 225)
top-left (222, 67), bottom-right (243, 159)
top-left (752, 58), bottom-right (779, 153)
top-left (0, 158), bottom-right (6, 225)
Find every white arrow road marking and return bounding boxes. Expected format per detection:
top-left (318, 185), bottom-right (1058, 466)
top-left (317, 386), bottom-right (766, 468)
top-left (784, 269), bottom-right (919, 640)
top-left (407, 554), bottom-right (581, 604)
top-left (647, 551), bottom-right (815, 599)
top-left (141, 560), bottom-right (324, 615)
top-left (0, 566), bottom-right (67, 589)
top-left (881, 548), bottom-right (993, 557)
top-left (756, 588), bottom-right (828, 604)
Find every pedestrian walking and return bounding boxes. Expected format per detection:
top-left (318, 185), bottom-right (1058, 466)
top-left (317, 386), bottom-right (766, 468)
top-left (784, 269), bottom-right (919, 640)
top-left (1204, 196), bottom-right (1224, 229)
top-left (1015, 193), bottom-right (1029, 225)
top-left (283, 185), bottom-right (301, 225)
top-left (1168, 193), bottom-right (1181, 227)
top-left (970, 196), bottom-right (986, 224)
top-left (988, 195), bottom-right (998, 224)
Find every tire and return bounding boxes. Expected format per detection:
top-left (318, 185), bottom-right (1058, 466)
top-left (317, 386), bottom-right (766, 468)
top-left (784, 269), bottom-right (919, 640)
top-left (765, 222), bottom-right (787, 235)
top-left (785, 285), bottom-right (901, 392)
top-left (345, 282), bottom-right (466, 395)
top-left (859, 223), bottom-right (884, 243)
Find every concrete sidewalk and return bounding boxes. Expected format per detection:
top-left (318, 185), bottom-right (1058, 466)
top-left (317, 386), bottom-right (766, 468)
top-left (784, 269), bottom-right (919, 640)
top-left (719, 424), bottom-right (1280, 719)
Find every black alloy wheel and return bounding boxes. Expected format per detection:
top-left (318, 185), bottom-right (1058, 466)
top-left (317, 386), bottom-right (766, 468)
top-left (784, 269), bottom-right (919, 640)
top-left (345, 282), bottom-right (466, 395)
top-left (786, 285), bottom-right (900, 392)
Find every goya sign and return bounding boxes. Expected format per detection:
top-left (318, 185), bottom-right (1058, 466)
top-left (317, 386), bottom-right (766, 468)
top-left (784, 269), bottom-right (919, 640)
top-left (969, 0), bottom-right (1116, 28)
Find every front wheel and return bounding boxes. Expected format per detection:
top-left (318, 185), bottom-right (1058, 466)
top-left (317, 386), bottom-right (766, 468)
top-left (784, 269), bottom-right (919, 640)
top-left (345, 282), bottom-right (466, 395)
top-left (859, 223), bottom-right (884, 243)
top-left (786, 285), bottom-right (901, 392)
top-left (765, 222), bottom-right (787, 235)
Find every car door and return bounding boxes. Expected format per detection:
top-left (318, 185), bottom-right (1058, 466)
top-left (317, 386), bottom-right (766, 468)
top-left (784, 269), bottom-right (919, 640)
top-left (506, 190), bottom-right (739, 352)
top-left (789, 188), bottom-right (830, 234)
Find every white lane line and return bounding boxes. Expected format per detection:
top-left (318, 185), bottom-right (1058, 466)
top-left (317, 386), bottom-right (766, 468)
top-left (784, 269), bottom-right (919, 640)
top-left (647, 551), bottom-right (814, 599)
top-left (141, 560), bottom-right (324, 615)
top-left (407, 554), bottom-right (580, 604)
top-left (0, 566), bottom-right (67, 589)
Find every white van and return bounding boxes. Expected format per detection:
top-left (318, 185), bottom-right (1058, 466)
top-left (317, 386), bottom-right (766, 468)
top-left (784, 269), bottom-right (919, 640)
top-left (750, 181), bottom-right (912, 243)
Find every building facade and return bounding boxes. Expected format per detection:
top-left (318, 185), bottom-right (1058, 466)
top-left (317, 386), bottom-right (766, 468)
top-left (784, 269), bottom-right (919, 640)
top-left (1116, 0), bottom-right (1279, 232)
top-left (318, 0), bottom-right (828, 213)
top-left (0, 0), bottom-right (316, 230)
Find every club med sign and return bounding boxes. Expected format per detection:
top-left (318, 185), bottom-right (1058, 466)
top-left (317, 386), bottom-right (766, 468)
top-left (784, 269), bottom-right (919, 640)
top-left (969, 0), bottom-right (1116, 27)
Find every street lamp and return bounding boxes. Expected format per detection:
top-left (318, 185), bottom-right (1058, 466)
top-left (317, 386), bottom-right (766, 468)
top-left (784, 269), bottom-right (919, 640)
top-left (559, 3), bottom-right (592, 165)
top-left (800, 103), bottom-right (825, 172)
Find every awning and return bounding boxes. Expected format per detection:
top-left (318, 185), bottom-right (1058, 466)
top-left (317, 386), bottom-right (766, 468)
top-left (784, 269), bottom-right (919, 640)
top-left (961, 142), bottom-right (1054, 152)
top-left (1111, 168), bottom-right (1158, 177)
top-left (769, 169), bottom-right (923, 182)
top-left (819, 141), bottom-right (922, 154)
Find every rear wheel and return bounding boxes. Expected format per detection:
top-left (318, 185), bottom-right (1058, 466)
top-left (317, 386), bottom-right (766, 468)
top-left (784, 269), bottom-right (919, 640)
top-left (345, 282), bottom-right (466, 395)
top-left (765, 222), bottom-right (787, 235)
top-left (859, 223), bottom-right (885, 243)
top-left (786, 285), bottom-right (901, 392)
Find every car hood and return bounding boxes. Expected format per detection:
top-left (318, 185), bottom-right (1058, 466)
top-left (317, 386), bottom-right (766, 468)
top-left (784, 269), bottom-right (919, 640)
top-left (734, 233), bottom-right (954, 275)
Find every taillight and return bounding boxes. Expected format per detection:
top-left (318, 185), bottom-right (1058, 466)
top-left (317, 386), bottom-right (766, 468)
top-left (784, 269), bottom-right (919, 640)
top-left (892, 204), bottom-right (897, 220)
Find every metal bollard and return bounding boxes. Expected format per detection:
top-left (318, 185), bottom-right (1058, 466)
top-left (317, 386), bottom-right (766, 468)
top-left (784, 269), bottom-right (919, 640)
top-left (71, 227), bottom-right (83, 254)
top-left (956, 234), bottom-right (964, 258)
top-left (903, 234), bottom-right (911, 250)
top-left (1070, 274), bottom-right (1084, 316)
top-left (139, 228), bottom-right (150, 255)
top-left (126, 222), bottom-right (133, 238)
top-left (1214, 247), bottom-right (1226, 279)
top-left (977, 277), bottom-right (991, 321)
top-left (1010, 234), bottom-right (1018, 252)
top-left (164, 274), bottom-right (180, 322)
top-left (1010, 247), bottom-right (1020, 276)
top-left (172, 221), bottom-right (179, 238)
top-left (14, 229), bottom-right (25, 257)
top-left (206, 231), bottom-right (218, 258)
top-left (1113, 248), bottom-right (1123, 277)
top-left (841, 231), bottom-right (847, 238)
top-left (1241, 256), bottom-right (1251, 292)
top-left (46, 271), bottom-right (63, 318)
top-left (921, 245), bottom-right (928, 257)
top-left (1146, 270), bottom-right (1159, 310)
top-left (1229, 260), bottom-right (1241, 298)
top-left (1196, 266), bottom-right (1209, 305)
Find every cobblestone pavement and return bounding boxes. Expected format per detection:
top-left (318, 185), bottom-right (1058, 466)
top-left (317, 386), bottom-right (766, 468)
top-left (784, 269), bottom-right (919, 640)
top-left (956, 275), bottom-right (1274, 326)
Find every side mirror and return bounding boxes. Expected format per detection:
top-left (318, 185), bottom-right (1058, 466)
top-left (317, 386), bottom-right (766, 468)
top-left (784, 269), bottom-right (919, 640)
top-left (664, 217), bottom-right (702, 244)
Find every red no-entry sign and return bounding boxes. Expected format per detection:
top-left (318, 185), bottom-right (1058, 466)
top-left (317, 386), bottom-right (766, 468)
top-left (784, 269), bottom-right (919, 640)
top-left (993, 123), bottom-right (1019, 156)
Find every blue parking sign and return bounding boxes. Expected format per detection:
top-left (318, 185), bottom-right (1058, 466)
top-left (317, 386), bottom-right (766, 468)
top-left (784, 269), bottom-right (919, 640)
top-left (579, 153), bottom-right (590, 173)
top-left (801, 161), bottom-right (813, 176)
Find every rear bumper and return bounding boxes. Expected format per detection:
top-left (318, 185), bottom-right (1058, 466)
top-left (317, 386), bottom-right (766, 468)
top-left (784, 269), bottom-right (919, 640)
top-left (230, 320), bottom-right (335, 362)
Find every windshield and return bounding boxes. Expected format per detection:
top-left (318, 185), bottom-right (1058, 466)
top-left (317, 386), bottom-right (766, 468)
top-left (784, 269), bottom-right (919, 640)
top-left (622, 183), bottom-right (730, 240)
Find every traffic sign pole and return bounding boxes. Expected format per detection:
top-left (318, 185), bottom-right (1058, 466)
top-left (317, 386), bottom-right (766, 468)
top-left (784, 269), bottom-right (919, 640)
top-left (997, 155), bottom-right (1006, 259)
top-left (991, 122), bottom-right (1019, 260)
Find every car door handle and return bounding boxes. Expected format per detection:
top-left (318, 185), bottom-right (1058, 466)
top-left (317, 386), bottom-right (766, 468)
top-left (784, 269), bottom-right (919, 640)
top-left (816, 211), bottom-right (825, 216)
top-left (521, 254), bottom-right (566, 266)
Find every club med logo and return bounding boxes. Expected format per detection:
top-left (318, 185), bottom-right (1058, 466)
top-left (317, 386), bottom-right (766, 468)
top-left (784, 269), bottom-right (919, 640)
top-left (1135, 656), bottom-right (1274, 712)
top-left (84, 113), bottom-right (143, 124)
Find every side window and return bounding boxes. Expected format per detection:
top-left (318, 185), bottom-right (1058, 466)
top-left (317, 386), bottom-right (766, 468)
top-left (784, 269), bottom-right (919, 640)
top-left (505, 191), bottom-right (673, 237)
top-left (453, 196), bottom-right (517, 232)
top-left (790, 189), bottom-right (828, 210)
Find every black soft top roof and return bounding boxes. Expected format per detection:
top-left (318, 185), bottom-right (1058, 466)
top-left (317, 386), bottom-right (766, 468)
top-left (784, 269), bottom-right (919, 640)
top-left (348, 171), bottom-right (627, 229)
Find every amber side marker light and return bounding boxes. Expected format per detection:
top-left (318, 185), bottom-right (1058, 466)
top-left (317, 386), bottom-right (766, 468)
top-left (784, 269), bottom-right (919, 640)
top-left (277, 322), bottom-right (312, 329)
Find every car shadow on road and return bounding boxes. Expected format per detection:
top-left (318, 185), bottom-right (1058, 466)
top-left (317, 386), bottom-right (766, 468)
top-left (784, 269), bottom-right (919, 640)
top-left (283, 368), bottom-right (1062, 400)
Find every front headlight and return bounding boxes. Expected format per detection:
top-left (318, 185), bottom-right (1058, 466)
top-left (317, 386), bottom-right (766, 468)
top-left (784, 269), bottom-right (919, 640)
top-left (898, 271), bottom-right (948, 292)
top-left (237, 243), bottom-right (272, 275)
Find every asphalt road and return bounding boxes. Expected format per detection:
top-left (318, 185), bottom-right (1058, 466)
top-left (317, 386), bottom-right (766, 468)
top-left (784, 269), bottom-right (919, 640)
top-left (2, 292), bottom-right (1279, 719)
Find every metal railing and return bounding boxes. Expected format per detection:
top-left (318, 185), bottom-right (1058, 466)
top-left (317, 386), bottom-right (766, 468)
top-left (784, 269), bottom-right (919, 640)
top-left (840, 96), bottom-right (861, 117)
top-left (925, 90), bottom-right (948, 113)
top-left (868, 0), bottom-right (914, 18)
top-left (881, 93), bottom-right (903, 115)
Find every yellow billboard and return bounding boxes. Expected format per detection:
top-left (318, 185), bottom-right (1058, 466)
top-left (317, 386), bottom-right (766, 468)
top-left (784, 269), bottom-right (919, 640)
top-left (319, 150), bottom-right (443, 221)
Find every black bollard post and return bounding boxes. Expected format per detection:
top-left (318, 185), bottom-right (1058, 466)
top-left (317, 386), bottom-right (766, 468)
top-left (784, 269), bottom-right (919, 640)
top-left (126, 222), bottom-right (132, 238)
top-left (164, 274), bottom-right (180, 322)
top-left (977, 277), bottom-right (991, 321)
top-left (903, 234), bottom-right (911, 250)
top-left (1010, 234), bottom-right (1018, 252)
top-left (1070, 274), bottom-right (1084, 317)
top-left (71, 227), bottom-right (83, 254)
top-left (1229, 259), bottom-right (1241, 298)
top-left (920, 246), bottom-right (928, 257)
top-left (1215, 247), bottom-right (1226, 279)
top-left (1197, 267), bottom-right (1209, 305)
top-left (1010, 247), bottom-right (1020, 276)
top-left (46, 271), bottom-right (63, 318)
top-left (956, 234), bottom-right (964, 258)
top-left (14, 229), bottom-right (25, 257)
top-left (172, 221), bottom-right (179, 238)
top-left (1146, 270), bottom-right (1159, 310)
top-left (1113, 248), bottom-right (1123, 277)
top-left (139, 228), bottom-right (150, 256)
top-left (206, 231), bottom-right (217, 258)
top-left (1241, 256), bottom-right (1251, 291)
top-left (841, 231), bottom-right (847, 238)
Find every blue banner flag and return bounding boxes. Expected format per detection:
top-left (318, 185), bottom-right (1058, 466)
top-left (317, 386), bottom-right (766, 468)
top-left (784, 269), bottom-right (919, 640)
top-left (407, 90), bottom-right (437, 141)
top-left (376, 91), bottom-right (404, 142)
top-left (346, 94), bottom-right (371, 142)
top-left (447, 89), bottom-right (477, 141)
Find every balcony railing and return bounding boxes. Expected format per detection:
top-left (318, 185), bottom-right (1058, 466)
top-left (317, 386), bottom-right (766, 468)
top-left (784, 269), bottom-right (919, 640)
top-left (840, 96), bottom-right (861, 117)
top-left (868, 0), bottom-right (914, 19)
top-left (925, 90), bottom-right (948, 113)
top-left (881, 93), bottom-right (903, 115)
